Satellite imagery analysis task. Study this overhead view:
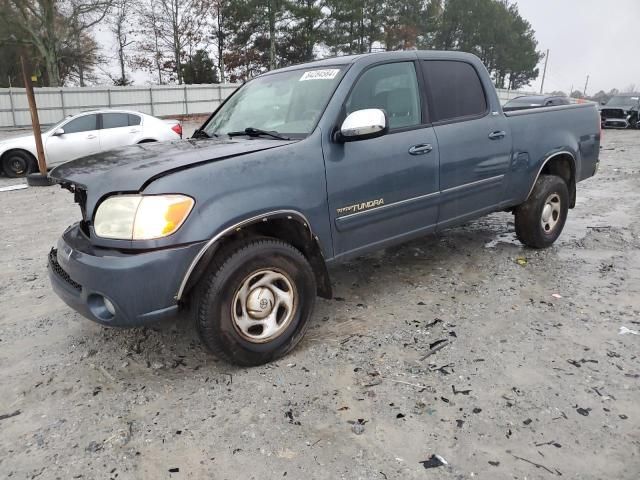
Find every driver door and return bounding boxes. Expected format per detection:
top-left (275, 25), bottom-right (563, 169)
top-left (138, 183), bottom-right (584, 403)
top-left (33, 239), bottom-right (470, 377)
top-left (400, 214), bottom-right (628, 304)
top-left (46, 113), bottom-right (100, 166)
top-left (322, 61), bottom-right (440, 257)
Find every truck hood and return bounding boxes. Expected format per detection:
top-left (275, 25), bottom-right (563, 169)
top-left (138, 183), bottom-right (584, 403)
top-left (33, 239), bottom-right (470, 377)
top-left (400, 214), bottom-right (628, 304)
top-left (50, 138), bottom-right (296, 209)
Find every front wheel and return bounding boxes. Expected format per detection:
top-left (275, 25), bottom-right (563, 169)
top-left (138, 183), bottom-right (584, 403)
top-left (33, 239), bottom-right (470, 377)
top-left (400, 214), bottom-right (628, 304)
top-left (195, 238), bottom-right (316, 366)
top-left (2, 151), bottom-right (36, 178)
top-left (514, 175), bottom-right (569, 249)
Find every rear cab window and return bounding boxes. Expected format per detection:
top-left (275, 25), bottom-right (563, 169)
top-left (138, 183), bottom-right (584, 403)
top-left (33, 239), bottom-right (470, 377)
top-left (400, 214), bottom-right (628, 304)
top-left (422, 60), bottom-right (488, 123)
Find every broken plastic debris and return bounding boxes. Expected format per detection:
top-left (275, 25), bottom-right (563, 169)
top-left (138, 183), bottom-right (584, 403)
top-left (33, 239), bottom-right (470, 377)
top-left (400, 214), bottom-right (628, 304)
top-left (420, 454), bottom-right (448, 469)
top-left (516, 256), bottom-right (528, 266)
top-left (551, 293), bottom-right (563, 299)
top-left (619, 326), bottom-right (639, 335)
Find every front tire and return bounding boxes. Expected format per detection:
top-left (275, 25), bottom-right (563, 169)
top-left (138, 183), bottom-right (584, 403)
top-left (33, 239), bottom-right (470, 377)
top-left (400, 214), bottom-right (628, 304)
top-left (2, 150), bottom-right (36, 178)
top-left (195, 238), bottom-right (316, 366)
top-left (515, 175), bottom-right (569, 249)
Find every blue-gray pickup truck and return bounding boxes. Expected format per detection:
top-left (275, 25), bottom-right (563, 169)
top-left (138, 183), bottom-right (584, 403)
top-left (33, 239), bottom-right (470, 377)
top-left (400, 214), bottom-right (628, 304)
top-left (48, 51), bottom-right (601, 365)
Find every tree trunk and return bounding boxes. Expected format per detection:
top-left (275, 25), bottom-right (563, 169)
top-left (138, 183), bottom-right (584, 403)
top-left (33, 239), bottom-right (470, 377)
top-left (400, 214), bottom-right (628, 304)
top-left (217, 5), bottom-right (225, 82)
top-left (268, 0), bottom-right (276, 70)
top-left (43, 0), bottom-right (60, 87)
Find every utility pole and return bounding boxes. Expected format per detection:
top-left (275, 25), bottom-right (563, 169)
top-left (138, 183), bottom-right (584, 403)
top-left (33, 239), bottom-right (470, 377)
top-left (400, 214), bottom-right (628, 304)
top-left (583, 75), bottom-right (590, 97)
top-left (20, 56), bottom-right (47, 175)
top-left (540, 49), bottom-right (549, 94)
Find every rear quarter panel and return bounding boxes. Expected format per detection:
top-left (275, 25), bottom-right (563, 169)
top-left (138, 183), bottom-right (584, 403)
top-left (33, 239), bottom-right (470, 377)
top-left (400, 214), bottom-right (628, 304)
top-left (503, 103), bottom-right (601, 206)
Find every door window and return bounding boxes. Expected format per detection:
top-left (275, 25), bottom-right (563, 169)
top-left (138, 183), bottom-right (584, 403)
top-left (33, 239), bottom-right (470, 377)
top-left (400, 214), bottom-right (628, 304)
top-left (346, 62), bottom-right (422, 130)
top-left (128, 114), bottom-right (141, 126)
top-left (102, 113), bottom-right (133, 129)
top-left (422, 61), bottom-right (487, 122)
top-left (63, 114), bottom-right (97, 133)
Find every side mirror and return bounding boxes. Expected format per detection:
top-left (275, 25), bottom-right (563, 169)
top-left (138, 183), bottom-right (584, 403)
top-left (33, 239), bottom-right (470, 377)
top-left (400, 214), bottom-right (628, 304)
top-left (53, 128), bottom-right (65, 136)
top-left (600, 101), bottom-right (606, 106)
top-left (338, 108), bottom-right (388, 142)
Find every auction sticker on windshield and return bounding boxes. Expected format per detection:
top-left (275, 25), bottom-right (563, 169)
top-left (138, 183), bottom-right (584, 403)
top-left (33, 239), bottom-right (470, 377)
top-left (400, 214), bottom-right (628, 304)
top-left (300, 69), bottom-right (340, 81)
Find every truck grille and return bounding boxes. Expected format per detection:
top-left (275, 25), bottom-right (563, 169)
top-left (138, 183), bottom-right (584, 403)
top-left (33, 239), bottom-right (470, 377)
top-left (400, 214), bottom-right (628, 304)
top-left (601, 109), bottom-right (626, 119)
top-left (48, 248), bottom-right (81, 291)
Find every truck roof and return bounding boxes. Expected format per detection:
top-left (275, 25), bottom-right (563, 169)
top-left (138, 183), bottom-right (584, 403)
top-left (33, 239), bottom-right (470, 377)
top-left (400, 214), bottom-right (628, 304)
top-left (265, 50), bottom-right (482, 75)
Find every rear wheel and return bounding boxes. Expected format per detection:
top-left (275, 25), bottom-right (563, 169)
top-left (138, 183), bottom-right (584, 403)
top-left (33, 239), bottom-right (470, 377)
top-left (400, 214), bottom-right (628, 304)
top-left (2, 150), bottom-right (36, 178)
top-left (515, 175), bottom-right (569, 249)
top-left (194, 238), bottom-right (316, 366)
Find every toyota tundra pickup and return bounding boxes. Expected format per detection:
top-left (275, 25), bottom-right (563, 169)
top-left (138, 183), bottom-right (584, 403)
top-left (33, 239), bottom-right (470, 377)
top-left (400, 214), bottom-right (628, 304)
top-left (47, 51), bottom-right (601, 366)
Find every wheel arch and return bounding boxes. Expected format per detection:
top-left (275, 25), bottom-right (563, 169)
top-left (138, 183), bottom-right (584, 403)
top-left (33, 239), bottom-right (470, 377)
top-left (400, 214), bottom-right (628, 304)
top-left (137, 138), bottom-right (158, 144)
top-left (177, 210), bottom-right (332, 302)
top-left (527, 151), bottom-right (577, 208)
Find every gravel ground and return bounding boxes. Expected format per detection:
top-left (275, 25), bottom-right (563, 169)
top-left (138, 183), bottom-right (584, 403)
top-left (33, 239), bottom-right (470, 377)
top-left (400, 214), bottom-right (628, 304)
top-left (0, 130), bottom-right (639, 479)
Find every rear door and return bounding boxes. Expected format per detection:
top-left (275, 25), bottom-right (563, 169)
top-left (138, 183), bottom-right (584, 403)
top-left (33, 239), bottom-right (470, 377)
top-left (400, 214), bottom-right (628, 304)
top-left (323, 61), bottom-right (440, 256)
top-left (45, 113), bottom-right (100, 165)
top-left (99, 113), bottom-right (142, 151)
top-left (421, 60), bottom-right (511, 227)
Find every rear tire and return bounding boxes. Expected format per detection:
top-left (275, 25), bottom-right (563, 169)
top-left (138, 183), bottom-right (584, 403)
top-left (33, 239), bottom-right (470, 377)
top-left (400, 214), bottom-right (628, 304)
top-left (515, 175), bottom-right (569, 249)
top-left (2, 150), bottom-right (36, 178)
top-left (195, 238), bottom-right (316, 366)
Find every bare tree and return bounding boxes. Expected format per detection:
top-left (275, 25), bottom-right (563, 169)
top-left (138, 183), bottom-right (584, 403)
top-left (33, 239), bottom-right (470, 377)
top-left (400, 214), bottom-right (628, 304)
top-left (107, 0), bottom-right (135, 85)
top-left (135, 0), bottom-right (207, 84)
top-left (5, 0), bottom-right (112, 86)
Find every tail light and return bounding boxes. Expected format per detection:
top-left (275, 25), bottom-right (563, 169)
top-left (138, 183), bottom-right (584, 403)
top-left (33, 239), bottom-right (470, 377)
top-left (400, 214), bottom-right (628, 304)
top-left (171, 123), bottom-right (183, 139)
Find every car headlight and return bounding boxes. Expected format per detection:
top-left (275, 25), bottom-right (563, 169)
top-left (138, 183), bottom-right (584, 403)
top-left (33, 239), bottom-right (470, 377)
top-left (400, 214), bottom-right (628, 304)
top-left (94, 194), bottom-right (195, 240)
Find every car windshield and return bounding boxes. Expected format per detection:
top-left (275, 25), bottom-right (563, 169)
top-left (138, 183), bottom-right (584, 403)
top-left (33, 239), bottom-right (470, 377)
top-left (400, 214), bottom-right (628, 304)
top-left (202, 67), bottom-right (345, 139)
top-left (45, 116), bottom-right (73, 133)
top-left (606, 96), bottom-right (639, 107)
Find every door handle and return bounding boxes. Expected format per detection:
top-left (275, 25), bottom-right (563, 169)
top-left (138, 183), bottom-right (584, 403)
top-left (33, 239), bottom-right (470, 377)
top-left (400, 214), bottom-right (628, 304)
top-left (408, 143), bottom-right (433, 155)
top-left (129, 129), bottom-right (140, 133)
top-left (87, 134), bottom-right (97, 139)
top-left (488, 131), bottom-right (506, 140)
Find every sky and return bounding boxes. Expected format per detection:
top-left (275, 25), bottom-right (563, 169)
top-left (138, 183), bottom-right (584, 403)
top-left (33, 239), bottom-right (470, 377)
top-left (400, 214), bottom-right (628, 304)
top-left (95, 0), bottom-right (640, 95)
top-left (514, 0), bottom-right (640, 95)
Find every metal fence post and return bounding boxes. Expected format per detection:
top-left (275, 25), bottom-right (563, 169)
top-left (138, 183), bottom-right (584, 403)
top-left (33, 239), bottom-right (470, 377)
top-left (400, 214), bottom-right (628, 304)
top-left (8, 87), bottom-right (17, 127)
top-left (107, 88), bottom-right (112, 108)
top-left (60, 88), bottom-right (66, 117)
top-left (149, 87), bottom-right (154, 116)
top-left (184, 84), bottom-right (189, 115)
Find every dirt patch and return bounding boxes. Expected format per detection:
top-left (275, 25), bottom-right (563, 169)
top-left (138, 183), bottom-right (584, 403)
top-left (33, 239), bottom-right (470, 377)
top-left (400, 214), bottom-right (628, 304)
top-left (1, 130), bottom-right (639, 479)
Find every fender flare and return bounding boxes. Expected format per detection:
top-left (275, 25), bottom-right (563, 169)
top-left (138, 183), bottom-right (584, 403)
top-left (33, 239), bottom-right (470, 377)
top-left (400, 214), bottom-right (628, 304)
top-left (525, 150), bottom-right (577, 201)
top-left (176, 209), bottom-right (329, 300)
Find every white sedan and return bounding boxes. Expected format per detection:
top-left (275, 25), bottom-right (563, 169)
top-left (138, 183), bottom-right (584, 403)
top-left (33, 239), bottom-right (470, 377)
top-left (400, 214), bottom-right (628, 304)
top-left (0, 109), bottom-right (182, 177)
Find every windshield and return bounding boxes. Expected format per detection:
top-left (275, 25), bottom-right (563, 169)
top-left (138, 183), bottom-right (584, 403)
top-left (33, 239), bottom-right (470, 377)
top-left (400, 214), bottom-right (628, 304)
top-left (45, 116), bottom-right (72, 133)
top-left (203, 67), bottom-right (345, 138)
top-left (606, 96), bottom-right (639, 107)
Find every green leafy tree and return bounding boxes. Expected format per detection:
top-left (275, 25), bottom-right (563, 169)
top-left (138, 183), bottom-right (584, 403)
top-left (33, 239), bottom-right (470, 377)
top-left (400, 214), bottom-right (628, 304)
top-left (432, 0), bottom-right (541, 89)
top-left (182, 49), bottom-right (219, 83)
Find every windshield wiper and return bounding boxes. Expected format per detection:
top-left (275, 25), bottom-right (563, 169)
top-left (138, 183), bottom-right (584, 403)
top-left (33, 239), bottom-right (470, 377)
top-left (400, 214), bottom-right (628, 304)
top-left (227, 127), bottom-right (290, 141)
top-left (192, 129), bottom-right (217, 139)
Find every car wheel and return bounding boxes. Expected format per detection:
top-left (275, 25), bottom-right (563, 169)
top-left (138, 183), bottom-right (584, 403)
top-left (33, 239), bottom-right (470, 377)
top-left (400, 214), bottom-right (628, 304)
top-left (195, 237), bottom-right (316, 366)
top-left (514, 175), bottom-right (569, 249)
top-left (2, 151), bottom-right (36, 178)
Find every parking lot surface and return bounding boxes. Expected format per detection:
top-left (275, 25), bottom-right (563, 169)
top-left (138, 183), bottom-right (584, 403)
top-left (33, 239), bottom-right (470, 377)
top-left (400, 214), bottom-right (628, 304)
top-left (1, 130), bottom-right (639, 479)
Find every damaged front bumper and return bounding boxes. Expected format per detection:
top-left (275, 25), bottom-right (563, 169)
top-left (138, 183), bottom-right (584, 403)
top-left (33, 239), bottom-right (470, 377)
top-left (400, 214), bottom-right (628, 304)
top-left (48, 223), bottom-right (207, 327)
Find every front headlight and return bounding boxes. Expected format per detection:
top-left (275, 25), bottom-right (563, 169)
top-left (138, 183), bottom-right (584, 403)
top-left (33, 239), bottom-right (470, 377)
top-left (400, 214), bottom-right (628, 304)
top-left (94, 194), bottom-right (195, 240)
